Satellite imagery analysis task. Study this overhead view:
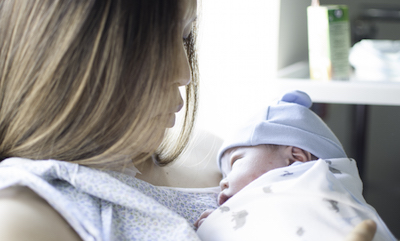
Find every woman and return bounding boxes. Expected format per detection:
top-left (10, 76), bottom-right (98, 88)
top-left (0, 0), bottom-right (377, 240)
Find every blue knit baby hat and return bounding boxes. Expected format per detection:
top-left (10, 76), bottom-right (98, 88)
top-left (217, 90), bottom-right (347, 169)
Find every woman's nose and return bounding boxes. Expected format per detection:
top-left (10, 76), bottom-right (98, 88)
top-left (219, 178), bottom-right (229, 191)
top-left (176, 46), bottom-right (191, 87)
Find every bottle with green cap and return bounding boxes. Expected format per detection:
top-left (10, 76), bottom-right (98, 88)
top-left (307, 0), bottom-right (351, 81)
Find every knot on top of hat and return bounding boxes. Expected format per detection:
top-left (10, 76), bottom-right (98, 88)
top-left (280, 90), bottom-right (312, 108)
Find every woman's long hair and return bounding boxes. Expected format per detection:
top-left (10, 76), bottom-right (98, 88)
top-left (0, 0), bottom-right (199, 168)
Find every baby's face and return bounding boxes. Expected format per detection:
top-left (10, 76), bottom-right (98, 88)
top-left (218, 145), bottom-right (290, 205)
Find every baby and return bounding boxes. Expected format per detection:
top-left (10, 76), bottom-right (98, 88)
top-left (195, 90), bottom-right (396, 241)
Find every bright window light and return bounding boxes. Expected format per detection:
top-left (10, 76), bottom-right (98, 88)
top-left (195, 0), bottom-right (281, 139)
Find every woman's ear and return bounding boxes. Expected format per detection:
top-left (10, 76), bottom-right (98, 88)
top-left (291, 147), bottom-right (312, 163)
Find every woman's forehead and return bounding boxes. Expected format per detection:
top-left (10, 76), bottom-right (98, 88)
top-left (182, 0), bottom-right (197, 22)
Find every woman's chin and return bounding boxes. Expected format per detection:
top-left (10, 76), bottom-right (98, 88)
top-left (166, 114), bottom-right (176, 128)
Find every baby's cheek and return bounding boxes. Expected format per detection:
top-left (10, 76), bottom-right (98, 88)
top-left (234, 175), bottom-right (255, 192)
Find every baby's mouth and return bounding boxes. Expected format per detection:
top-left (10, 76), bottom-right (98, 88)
top-left (217, 192), bottom-right (231, 206)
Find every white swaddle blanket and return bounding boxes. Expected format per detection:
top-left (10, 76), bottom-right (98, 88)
top-left (197, 158), bottom-right (396, 241)
top-left (0, 158), bottom-right (219, 241)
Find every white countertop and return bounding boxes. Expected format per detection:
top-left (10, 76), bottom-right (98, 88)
top-left (276, 62), bottom-right (400, 106)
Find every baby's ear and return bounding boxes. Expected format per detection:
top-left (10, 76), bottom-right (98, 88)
top-left (291, 147), bottom-right (312, 163)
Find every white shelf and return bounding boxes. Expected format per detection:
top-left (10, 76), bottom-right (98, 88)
top-left (276, 62), bottom-right (400, 106)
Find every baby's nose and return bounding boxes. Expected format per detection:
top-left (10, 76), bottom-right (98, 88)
top-left (219, 178), bottom-right (229, 191)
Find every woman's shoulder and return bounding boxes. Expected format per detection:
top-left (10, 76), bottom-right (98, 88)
top-left (0, 186), bottom-right (82, 241)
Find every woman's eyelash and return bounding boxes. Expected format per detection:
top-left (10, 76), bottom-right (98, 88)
top-left (183, 31), bottom-right (192, 41)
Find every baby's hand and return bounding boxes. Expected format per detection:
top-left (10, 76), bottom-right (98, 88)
top-left (345, 220), bottom-right (377, 241)
top-left (194, 209), bottom-right (215, 229)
